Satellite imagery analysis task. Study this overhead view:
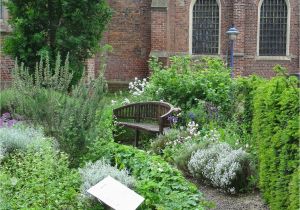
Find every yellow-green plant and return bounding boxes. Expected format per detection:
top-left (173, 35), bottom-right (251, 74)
top-left (253, 70), bottom-right (299, 210)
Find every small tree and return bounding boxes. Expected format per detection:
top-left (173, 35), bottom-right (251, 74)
top-left (4, 0), bottom-right (112, 83)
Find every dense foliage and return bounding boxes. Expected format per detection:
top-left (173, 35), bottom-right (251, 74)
top-left (252, 74), bottom-right (299, 210)
top-left (1, 51), bottom-right (299, 209)
top-left (4, 0), bottom-right (112, 83)
top-left (0, 145), bottom-right (83, 209)
top-left (0, 54), bottom-right (107, 166)
top-left (85, 141), bottom-right (206, 210)
top-left (147, 56), bottom-right (233, 115)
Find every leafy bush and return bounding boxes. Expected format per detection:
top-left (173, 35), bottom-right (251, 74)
top-left (79, 159), bottom-right (135, 199)
top-left (173, 142), bottom-right (202, 173)
top-left (188, 142), bottom-right (251, 193)
top-left (0, 145), bottom-right (83, 209)
top-left (288, 169), bottom-right (299, 210)
top-left (4, 0), bottom-right (112, 84)
top-left (1, 54), bottom-right (107, 167)
top-left (150, 129), bottom-right (182, 155)
top-left (0, 125), bottom-right (49, 153)
top-left (146, 56), bottom-right (233, 113)
top-left (252, 74), bottom-right (299, 210)
top-left (231, 75), bottom-right (264, 133)
top-left (85, 141), bottom-right (206, 210)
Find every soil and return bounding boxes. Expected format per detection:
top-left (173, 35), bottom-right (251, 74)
top-left (198, 183), bottom-right (269, 210)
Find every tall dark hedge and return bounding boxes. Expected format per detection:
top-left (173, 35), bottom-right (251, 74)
top-left (253, 76), bottom-right (299, 210)
top-left (4, 0), bottom-right (112, 84)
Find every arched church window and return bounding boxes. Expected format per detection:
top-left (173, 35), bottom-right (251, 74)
top-left (259, 0), bottom-right (288, 56)
top-left (192, 0), bottom-right (219, 55)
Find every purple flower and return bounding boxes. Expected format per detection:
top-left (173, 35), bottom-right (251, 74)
top-left (7, 119), bottom-right (18, 127)
top-left (168, 115), bottom-right (178, 124)
top-left (189, 112), bottom-right (195, 120)
top-left (2, 112), bottom-right (11, 120)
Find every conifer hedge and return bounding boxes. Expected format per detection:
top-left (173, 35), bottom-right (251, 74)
top-left (252, 75), bottom-right (299, 210)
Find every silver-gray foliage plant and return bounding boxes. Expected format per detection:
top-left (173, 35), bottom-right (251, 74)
top-left (0, 125), bottom-right (49, 154)
top-left (79, 159), bottom-right (135, 199)
top-left (188, 142), bottom-right (249, 193)
top-left (0, 144), bottom-right (6, 163)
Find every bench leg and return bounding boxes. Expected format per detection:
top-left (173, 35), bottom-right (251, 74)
top-left (135, 129), bottom-right (140, 147)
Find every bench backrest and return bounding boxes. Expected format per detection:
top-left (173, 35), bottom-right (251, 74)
top-left (113, 101), bottom-right (173, 122)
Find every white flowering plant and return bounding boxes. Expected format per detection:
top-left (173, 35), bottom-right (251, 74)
top-left (129, 77), bottom-right (149, 96)
top-left (202, 129), bottom-right (220, 143)
top-left (188, 142), bottom-right (251, 193)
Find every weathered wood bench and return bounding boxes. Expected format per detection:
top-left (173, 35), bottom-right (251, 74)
top-left (113, 101), bottom-right (180, 146)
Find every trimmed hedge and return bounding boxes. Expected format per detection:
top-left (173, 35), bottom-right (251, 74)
top-left (253, 76), bottom-right (299, 210)
top-left (85, 141), bottom-right (206, 210)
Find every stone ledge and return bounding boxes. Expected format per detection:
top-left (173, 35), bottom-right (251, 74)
top-left (255, 56), bottom-right (292, 61)
top-left (151, 0), bottom-right (168, 8)
top-left (107, 80), bottom-right (130, 92)
top-left (233, 53), bottom-right (245, 57)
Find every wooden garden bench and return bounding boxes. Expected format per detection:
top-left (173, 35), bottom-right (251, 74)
top-left (113, 101), bottom-right (180, 146)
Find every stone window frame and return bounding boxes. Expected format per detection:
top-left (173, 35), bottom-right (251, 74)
top-left (0, 0), bottom-right (3, 19)
top-left (0, 0), bottom-right (8, 20)
top-left (189, 0), bottom-right (221, 55)
top-left (256, 0), bottom-right (291, 61)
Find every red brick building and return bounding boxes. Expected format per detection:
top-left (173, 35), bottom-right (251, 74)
top-left (1, 0), bottom-right (299, 89)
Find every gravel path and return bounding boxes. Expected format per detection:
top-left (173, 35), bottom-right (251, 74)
top-left (198, 184), bottom-right (269, 210)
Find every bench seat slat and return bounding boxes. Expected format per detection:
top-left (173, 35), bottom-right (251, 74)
top-left (116, 122), bottom-right (161, 133)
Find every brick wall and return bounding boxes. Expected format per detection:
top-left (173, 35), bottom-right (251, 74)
top-left (0, 32), bottom-right (14, 89)
top-left (151, 0), bottom-right (299, 77)
top-left (98, 0), bottom-right (152, 83)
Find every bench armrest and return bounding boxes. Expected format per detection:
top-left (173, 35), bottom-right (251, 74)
top-left (159, 107), bottom-right (181, 133)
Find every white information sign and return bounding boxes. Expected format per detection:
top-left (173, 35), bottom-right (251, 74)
top-left (87, 176), bottom-right (144, 210)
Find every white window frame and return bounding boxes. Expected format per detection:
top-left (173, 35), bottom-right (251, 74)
top-left (189, 0), bottom-right (221, 55)
top-left (256, 0), bottom-right (291, 60)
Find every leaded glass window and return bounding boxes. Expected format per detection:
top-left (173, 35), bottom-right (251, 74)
top-left (259, 0), bottom-right (288, 56)
top-left (192, 0), bottom-right (219, 55)
top-left (0, 0), bottom-right (3, 19)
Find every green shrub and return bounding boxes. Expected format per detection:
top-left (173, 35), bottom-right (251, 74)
top-left (288, 168), bottom-right (299, 210)
top-left (253, 74), bottom-right (299, 210)
top-left (147, 56), bottom-right (232, 114)
top-left (4, 0), bottom-right (112, 84)
top-left (0, 54), bottom-right (107, 167)
top-left (173, 142), bottom-right (202, 173)
top-left (231, 75), bottom-right (264, 133)
top-left (85, 141), bottom-right (206, 210)
top-left (150, 129), bottom-right (182, 155)
top-left (0, 145), bottom-right (83, 209)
